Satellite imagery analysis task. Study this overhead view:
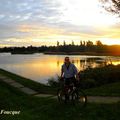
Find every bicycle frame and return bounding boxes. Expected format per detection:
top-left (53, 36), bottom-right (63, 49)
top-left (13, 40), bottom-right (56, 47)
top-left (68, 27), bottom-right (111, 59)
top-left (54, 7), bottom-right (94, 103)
top-left (63, 83), bottom-right (75, 95)
top-left (58, 79), bottom-right (87, 106)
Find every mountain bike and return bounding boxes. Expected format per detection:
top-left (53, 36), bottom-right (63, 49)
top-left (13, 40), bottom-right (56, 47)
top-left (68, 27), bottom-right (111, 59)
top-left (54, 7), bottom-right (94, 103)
top-left (57, 79), bottom-right (87, 107)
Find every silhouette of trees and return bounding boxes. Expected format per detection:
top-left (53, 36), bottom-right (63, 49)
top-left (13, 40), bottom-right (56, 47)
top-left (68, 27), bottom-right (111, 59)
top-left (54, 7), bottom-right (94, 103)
top-left (100, 0), bottom-right (120, 16)
top-left (80, 40), bottom-right (83, 46)
top-left (96, 40), bottom-right (103, 46)
top-left (57, 41), bottom-right (59, 46)
top-left (0, 40), bottom-right (120, 55)
top-left (86, 40), bottom-right (94, 46)
top-left (63, 40), bottom-right (66, 46)
top-left (72, 40), bottom-right (74, 45)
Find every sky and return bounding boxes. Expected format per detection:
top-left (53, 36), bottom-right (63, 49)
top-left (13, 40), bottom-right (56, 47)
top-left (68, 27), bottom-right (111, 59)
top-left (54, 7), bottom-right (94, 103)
top-left (0, 0), bottom-right (120, 47)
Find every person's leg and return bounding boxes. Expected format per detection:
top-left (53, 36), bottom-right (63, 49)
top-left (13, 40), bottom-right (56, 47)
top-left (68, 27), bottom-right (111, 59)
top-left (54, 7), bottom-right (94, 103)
top-left (64, 78), bottom-right (70, 102)
top-left (71, 77), bottom-right (77, 87)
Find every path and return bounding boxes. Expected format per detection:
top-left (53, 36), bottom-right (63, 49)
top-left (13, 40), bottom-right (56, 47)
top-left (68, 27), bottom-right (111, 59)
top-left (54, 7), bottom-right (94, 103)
top-left (0, 74), bottom-right (120, 104)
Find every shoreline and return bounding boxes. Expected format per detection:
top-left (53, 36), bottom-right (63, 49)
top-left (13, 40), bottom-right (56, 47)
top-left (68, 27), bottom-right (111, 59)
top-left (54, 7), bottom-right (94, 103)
top-left (0, 51), bottom-right (120, 56)
top-left (43, 52), bottom-right (120, 56)
top-left (0, 68), bottom-right (56, 94)
top-left (0, 67), bottom-right (120, 97)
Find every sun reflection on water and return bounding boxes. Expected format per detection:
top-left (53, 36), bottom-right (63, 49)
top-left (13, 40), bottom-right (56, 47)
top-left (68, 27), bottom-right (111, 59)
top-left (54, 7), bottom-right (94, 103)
top-left (0, 53), bottom-right (120, 84)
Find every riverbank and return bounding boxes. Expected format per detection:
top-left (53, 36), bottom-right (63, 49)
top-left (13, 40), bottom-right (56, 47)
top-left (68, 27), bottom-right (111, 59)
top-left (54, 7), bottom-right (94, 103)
top-left (44, 52), bottom-right (120, 56)
top-left (0, 68), bottom-right (120, 96)
top-left (11, 51), bottom-right (35, 54)
top-left (0, 68), bottom-right (56, 94)
top-left (1, 72), bottom-right (120, 103)
top-left (1, 51), bottom-right (120, 56)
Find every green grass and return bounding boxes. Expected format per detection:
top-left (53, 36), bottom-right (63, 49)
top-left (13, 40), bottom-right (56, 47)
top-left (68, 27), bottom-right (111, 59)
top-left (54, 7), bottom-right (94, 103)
top-left (0, 80), bottom-right (120, 120)
top-left (85, 82), bottom-right (120, 96)
top-left (0, 68), bottom-right (120, 97)
top-left (0, 68), bottom-right (56, 95)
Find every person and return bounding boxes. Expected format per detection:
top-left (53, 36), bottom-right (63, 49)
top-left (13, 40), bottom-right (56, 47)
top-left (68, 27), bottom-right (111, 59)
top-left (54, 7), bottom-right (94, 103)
top-left (60, 57), bottom-right (79, 87)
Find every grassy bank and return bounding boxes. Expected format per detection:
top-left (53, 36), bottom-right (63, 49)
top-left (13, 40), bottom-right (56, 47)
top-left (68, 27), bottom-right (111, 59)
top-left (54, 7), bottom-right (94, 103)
top-left (85, 81), bottom-right (120, 96)
top-left (0, 80), bottom-right (120, 120)
top-left (0, 67), bottom-right (120, 97)
top-left (79, 64), bottom-right (120, 89)
top-left (0, 68), bottom-right (56, 94)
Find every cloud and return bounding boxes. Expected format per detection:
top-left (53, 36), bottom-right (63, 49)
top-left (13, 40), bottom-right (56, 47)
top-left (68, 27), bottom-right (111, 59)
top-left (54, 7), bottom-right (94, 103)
top-left (0, 0), bottom-right (62, 41)
top-left (0, 0), bottom-right (61, 23)
top-left (0, 0), bottom-right (120, 46)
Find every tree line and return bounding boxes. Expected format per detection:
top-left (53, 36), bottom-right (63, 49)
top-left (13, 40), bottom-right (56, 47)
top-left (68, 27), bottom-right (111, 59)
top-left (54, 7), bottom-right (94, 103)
top-left (0, 40), bottom-right (120, 55)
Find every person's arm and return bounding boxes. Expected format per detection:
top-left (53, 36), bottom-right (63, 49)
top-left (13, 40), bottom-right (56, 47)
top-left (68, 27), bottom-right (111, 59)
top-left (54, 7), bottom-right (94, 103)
top-left (60, 65), bottom-right (64, 78)
top-left (76, 73), bottom-right (80, 81)
top-left (73, 64), bottom-right (79, 81)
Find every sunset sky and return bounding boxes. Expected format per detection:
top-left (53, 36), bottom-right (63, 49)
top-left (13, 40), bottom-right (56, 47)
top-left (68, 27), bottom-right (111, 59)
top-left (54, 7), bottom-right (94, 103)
top-left (0, 0), bottom-right (120, 47)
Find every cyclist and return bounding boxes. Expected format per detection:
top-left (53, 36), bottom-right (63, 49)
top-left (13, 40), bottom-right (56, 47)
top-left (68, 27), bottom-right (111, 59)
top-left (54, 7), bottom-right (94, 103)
top-left (60, 56), bottom-right (79, 88)
top-left (58, 57), bottom-right (87, 104)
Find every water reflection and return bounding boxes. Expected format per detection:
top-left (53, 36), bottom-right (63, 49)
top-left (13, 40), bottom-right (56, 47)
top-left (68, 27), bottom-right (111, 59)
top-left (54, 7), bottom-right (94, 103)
top-left (56, 58), bottom-right (106, 71)
top-left (0, 53), bottom-right (120, 84)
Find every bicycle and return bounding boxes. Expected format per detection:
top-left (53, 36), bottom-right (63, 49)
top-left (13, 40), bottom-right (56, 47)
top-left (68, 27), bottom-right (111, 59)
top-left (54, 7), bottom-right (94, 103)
top-left (57, 79), bottom-right (87, 107)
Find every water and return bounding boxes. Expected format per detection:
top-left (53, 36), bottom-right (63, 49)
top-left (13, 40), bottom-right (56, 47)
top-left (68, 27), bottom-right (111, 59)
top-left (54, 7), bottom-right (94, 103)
top-left (0, 53), bottom-right (120, 84)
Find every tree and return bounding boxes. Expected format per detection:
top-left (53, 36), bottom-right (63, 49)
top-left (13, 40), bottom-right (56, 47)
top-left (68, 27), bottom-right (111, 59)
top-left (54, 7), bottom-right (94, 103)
top-left (86, 40), bottom-right (93, 46)
top-left (96, 40), bottom-right (103, 46)
top-left (80, 40), bottom-right (83, 46)
top-left (63, 40), bottom-right (66, 46)
top-left (57, 41), bottom-right (59, 46)
top-left (83, 41), bottom-right (86, 46)
top-left (100, 0), bottom-right (120, 16)
top-left (72, 40), bottom-right (74, 45)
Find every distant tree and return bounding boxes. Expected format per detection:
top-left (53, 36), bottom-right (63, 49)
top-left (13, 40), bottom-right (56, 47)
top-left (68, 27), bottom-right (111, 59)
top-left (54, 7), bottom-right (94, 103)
top-left (96, 40), bottom-right (103, 46)
top-left (72, 40), bottom-right (74, 45)
top-left (57, 41), bottom-right (59, 46)
top-left (86, 40), bottom-right (94, 46)
top-left (80, 40), bottom-right (83, 46)
top-left (83, 41), bottom-right (86, 46)
top-left (100, 0), bottom-right (120, 16)
top-left (63, 40), bottom-right (66, 46)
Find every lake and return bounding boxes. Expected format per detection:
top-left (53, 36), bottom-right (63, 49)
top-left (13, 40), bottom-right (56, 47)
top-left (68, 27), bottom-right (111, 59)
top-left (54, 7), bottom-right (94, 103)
top-left (0, 53), bottom-right (120, 84)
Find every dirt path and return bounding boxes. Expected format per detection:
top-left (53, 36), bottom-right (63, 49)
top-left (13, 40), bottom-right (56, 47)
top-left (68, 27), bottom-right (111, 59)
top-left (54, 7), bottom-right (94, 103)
top-left (0, 74), bottom-right (120, 104)
top-left (87, 96), bottom-right (120, 103)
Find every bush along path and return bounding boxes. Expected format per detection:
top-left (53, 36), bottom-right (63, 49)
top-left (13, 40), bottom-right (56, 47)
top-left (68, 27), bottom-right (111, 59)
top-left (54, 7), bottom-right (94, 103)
top-left (0, 74), bottom-right (120, 104)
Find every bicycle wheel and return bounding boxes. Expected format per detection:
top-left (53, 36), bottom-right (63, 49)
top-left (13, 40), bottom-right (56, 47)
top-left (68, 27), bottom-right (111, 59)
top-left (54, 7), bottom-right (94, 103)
top-left (72, 89), bottom-right (87, 107)
top-left (57, 89), bottom-right (66, 103)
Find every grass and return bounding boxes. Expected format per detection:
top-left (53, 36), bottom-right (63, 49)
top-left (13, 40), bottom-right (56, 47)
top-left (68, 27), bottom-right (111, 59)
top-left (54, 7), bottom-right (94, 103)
top-left (0, 80), bottom-right (120, 120)
top-left (0, 68), bottom-right (56, 95)
top-left (0, 68), bottom-right (120, 97)
top-left (85, 81), bottom-right (120, 96)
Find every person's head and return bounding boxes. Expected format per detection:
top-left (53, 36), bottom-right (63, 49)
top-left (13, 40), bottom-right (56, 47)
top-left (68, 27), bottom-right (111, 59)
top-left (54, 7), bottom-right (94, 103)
top-left (64, 56), bottom-right (70, 64)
